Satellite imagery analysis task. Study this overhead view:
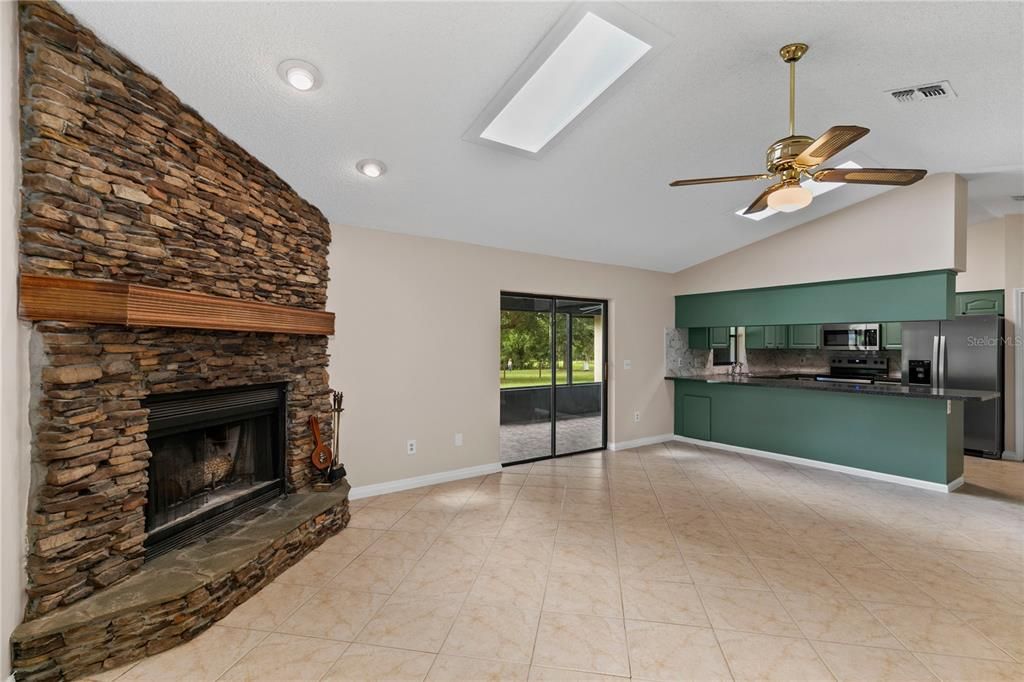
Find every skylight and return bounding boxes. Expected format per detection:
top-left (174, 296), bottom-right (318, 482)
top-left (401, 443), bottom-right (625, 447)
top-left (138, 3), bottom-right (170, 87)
top-left (465, 6), bottom-right (664, 156)
top-left (737, 161), bottom-right (864, 221)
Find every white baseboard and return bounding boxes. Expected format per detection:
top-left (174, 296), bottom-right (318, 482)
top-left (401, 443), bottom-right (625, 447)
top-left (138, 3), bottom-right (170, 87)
top-left (1002, 449), bottom-right (1022, 462)
top-left (348, 462), bottom-right (502, 500)
top-left (673, 435), bottom-right (964, 493)
top-left (608, 434), bottom-right (674, 451)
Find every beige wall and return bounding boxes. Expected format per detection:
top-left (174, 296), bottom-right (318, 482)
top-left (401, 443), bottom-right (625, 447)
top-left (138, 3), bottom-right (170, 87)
top-left (327, 225), bottom-right (675, 489)
top-left (957, 217), bottom-right (1009, 291)
top-left (673, 173), bottom-right (966, 295)
top-left (958, 215), bottom-right (1024, 455)
top-left (2, 1), bottom-right (29, 674)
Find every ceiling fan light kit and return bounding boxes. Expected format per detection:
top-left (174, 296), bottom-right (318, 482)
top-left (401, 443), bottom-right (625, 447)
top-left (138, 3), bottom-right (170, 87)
top-left (669, 42), bottom-right (927, 217)
top-left (766, 182), bottom-right (813, 212)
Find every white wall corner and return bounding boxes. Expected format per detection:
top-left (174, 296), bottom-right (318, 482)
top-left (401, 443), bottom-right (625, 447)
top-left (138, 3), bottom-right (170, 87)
top-left (1, 1), bottom-right (27, 677)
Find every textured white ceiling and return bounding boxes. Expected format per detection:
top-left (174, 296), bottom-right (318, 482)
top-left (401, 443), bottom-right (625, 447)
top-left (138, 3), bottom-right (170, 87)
top-left (64, 1), bottom-right (1024, 272)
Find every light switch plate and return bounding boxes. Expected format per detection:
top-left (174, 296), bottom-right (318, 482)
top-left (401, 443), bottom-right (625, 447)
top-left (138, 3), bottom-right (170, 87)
top-left (623, 359), bottom-right (632, 369)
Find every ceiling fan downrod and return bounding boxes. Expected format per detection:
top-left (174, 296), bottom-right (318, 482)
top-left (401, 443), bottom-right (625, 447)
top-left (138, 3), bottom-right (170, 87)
top-left (779, 43), bottom-right (807, 137)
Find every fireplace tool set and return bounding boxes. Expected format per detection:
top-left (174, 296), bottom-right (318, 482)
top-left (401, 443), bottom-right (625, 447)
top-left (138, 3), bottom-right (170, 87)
top-left (310, 390), bottom-right (346, 491)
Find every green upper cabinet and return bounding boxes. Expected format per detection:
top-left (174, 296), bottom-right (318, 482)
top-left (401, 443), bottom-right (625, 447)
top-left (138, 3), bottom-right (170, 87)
top-left (956, 290), bottom-right (1003, 316)
top-left (744, 325), bottom-right (766, 350)
top-left (688, 327), bottom-right (710, 350)
top-left (746, 325), bottom-right (787, 349)
top-left (690, 327), bottom-right (730, 350)
top-left (882, 322), bottom-right (902, 350)
top-left (771, 325), bottom-right (788, 349)
top-left (788, 324), bottom-right (821, 349)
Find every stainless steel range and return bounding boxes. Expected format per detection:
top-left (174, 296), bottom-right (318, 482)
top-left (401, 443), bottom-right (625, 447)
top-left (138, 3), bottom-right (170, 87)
top-left (767, 355), bottom-right (895, 385)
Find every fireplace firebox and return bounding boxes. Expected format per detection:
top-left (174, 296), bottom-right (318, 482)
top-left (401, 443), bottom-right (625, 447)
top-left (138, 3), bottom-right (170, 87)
top-left (144, 383), bottom-right (287, 558)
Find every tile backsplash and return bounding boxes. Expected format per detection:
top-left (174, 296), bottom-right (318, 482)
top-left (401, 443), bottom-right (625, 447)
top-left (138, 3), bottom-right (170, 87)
top-left (664, 328), bottom-right (727, 377)
top-left (665, 328), bottom-right (902, 378)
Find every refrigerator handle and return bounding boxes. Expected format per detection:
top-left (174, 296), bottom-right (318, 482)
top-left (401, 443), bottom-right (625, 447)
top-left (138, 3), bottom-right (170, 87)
top-left (938, 335), bottom-right (947, 389)
top-left (931, 336), bottom-right (939, 388)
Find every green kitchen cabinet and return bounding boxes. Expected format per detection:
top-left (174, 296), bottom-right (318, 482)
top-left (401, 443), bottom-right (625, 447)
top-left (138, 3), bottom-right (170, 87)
top-left (710, 327), bottom-right (731, 348)
top-left (681, 394), bottom-right (712, 440)
top-left (882, 322), bottom-right (902, 350)
top-left (766, 325), bottom-right (788, 349)
top-left (689, 327), bottom-right (710, 350)
top-left (788, 324), bottom-right (820, 349)
top-left (745, 326), bottom-right (766, 349)
top-left (690, 327), bottom-right (730, 350)
top-left (746, 325), bottom-right (787, 349)
top-left (956, 290), bottom-right (1003, 316)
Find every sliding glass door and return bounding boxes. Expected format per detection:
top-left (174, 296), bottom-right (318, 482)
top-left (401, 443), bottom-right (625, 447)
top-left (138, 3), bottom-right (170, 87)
top-left (499, 293), bottom-right (607, 464)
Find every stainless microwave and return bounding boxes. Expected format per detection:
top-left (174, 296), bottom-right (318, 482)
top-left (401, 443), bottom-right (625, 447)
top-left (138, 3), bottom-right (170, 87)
top-left (821, 323), bottom-right (880, 351)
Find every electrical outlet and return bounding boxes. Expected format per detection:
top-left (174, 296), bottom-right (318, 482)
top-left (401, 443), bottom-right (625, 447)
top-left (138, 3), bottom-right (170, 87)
top-left (454, 433), bottom-right (463, 447)
top-left (406, 439), bottom-right (416, 455)
top-left (633, 411), bottom-right (640, 423)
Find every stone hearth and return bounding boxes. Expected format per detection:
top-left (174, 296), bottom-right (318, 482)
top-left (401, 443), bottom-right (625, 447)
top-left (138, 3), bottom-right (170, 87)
top-left (13, 2), bottom-right (347, 679)
top-left (12, 485), bottom-right (350, 681)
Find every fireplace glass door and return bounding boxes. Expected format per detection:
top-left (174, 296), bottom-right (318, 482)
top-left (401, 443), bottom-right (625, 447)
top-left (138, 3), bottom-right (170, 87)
top-left (144, 384), bottom-right (286, 558)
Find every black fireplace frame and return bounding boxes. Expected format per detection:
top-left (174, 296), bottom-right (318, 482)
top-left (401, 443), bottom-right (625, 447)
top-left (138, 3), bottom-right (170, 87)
top-left (143, 382), bottom-right (288, 559)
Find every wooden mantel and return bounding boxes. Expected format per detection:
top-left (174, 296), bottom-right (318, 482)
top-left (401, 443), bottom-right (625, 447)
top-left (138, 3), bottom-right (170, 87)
top-left (19, 274), bottom-right (335, 335)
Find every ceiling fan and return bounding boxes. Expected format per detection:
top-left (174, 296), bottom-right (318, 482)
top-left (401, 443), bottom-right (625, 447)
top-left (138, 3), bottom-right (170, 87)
top-left (669, 43), bottom-right (927, 215)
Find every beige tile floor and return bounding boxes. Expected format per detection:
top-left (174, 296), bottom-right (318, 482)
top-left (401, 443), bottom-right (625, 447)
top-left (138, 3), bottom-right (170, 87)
top-left (90, 442), bottom-right (1023, 681)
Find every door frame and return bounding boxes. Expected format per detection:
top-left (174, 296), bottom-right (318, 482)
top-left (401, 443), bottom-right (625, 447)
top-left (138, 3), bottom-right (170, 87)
top-left (1013, 287), bottom-right (1024, 461)
top-left (499, 291), bottom-right (609, 465)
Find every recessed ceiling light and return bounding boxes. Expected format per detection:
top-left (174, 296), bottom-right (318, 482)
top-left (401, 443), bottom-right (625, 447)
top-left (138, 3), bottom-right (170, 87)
top-left (356, 159), bottom-right (387, 178)
top-left (278, 59), bottom-right (321, 92)
top-left (737, 161), bottom-right (863, 221)
top-left (464, 5), bottom-right (668, 157)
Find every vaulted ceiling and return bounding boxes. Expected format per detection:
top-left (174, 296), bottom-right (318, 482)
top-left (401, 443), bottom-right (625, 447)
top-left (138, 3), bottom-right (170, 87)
top-left (65, 1), bottom-right (1024, 272)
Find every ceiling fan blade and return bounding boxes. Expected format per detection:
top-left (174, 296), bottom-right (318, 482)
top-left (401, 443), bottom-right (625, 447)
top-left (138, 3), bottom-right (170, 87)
top-left (812, 168), bottom-right (928, 186)
top-left (794, 126), bottom-right (870, 167)
top-left (742, 182), bottom-right (783, 215)
top-left (670, 173), bottom-right (770, 187)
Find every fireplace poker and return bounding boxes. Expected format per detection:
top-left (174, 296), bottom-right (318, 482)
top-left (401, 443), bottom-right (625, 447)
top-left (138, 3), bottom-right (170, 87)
top-left (330, 390), bottom-right (346, 480)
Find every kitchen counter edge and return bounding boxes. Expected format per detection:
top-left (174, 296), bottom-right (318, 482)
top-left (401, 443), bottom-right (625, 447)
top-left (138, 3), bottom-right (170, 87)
top-left (665, 375), bottom-right (999, 402)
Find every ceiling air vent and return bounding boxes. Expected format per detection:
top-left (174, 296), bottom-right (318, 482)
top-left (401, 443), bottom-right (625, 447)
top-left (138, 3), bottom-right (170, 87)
top-left (886, 80), bottom-right (957, 103)
top-left (1012, 195), bottom-right (1024, 202)
top-left (890, 88), bottom-right (916, 103)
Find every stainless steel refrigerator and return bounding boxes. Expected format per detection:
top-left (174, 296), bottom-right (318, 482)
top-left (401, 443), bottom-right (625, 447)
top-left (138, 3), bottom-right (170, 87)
top-left (901, 316), bottom-right (1004, 457)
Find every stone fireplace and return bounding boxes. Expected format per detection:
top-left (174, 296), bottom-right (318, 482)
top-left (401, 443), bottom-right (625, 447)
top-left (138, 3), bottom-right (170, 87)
top-left (11, 3), bottom-right (349, 679)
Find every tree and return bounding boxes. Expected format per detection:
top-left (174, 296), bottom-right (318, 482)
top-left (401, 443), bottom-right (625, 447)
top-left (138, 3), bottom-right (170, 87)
top-left (500, 311), bottom-right (550, 374)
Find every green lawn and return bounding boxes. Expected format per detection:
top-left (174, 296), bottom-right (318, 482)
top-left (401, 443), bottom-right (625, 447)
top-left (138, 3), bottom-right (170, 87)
top-left (500, 367), bottom-right (596, 389)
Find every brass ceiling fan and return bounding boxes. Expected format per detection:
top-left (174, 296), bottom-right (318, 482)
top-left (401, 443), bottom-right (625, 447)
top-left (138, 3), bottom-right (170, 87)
top-left (669, 43), bottom-right (927, 215)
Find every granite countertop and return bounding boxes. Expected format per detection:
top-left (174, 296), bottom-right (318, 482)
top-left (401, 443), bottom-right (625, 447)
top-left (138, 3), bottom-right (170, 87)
top-left (665, 373), bottom-right (1000, 402)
